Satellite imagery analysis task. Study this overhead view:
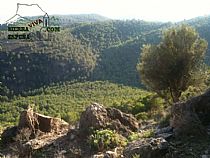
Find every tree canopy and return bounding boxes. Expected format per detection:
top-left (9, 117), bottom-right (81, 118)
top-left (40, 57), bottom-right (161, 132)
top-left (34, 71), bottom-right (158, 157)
top-left (137, 25), bottom-right (208, 102)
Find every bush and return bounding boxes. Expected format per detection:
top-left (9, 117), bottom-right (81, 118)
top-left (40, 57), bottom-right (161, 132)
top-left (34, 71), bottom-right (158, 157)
top-left (62, 111), bottom-right (80, 124)
top-left (88, 129), bottom-right (127, 151)
top-left (139, 129), bottom-right (154, 138)
top-left (128, 132), bottom-right (141, 142)
top-left (112, 94), bottom-right (164, 120)
top-left (180, 86), bottom-right (205, 101)
top-left (135, 112), bottom-right (148, 120)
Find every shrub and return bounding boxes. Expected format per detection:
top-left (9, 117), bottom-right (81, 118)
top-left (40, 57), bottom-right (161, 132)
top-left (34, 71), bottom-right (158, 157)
top-left (62, 111), bottom-right (80, 124)
top-left (139, 129), bottom-right (154, 138)
top-left (135, 112), bottom-right (148, 121)
top-left (128, 132), bottom-right (141, 142)
top-left (180, 86), bottom-right (205, 101)
top-left (88, 129), bottom-right (127, 151)
top-left (132, 154), bottom-right (140, 158)
top-left (112, 94), bottom-right (164, 121)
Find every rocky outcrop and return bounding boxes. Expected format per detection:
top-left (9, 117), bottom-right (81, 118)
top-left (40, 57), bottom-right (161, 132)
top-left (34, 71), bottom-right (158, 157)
top-left (79, 103), bottom-right (139, 137)
top-left (123, 137), bottom-right (169, 158)
top-left (18, 108), bottom-right (69, 135)
top-left (170, 89), bottom-right (210, 137)
top-left (1, 107), bottom-right (69, 144)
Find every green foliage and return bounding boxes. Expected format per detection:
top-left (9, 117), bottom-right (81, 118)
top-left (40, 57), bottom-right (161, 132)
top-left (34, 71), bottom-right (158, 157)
top-left (71, 20), bottom-right (166, 87)
top-left (113, 94), bottom-right (164, 117)
top-left (71, 20), bottom-right (165, 51)
top-left (1, 17), bottom-right (210, 92)
top-left (2, 17), bottom-right (210, 130)
top-left (180, 86), bottom-right (205, 101)
top-left (0, 81), bottom-right (147, 127)
top-left (0, 29), bottom-right (97, 94)
top-left (132, 154), bottom-right (141, 158)
top-left (0, 19), bottom-right (167, 93)
top-left (137, 25), bottom-right (208, 102)
top-left (128, 132), bottom-right (141, 142)
top-left (139, 129), bottom-right (154, 138)
top-left (62, 111), bottom-right (80, 124)
top-left (0, 83), bottom-right (10, 101)
top-left (128, 129), bottom-right (154, 140)
top-left (135, 112), bottom-right (148, 121)
top-left (88, 129), bottom-right (127, 151)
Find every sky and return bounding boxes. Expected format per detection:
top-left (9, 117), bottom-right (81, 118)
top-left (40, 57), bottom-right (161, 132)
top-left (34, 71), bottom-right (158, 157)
top-left (0, 0), bottom-right (210, 24)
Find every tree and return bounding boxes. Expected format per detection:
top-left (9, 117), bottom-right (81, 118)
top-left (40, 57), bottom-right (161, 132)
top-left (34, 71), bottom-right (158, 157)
top-left (137, 25), bottom-right (208, 103)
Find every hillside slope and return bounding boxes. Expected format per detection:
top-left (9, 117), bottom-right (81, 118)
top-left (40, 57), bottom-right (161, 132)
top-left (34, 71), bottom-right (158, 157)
top-left (1, 15), bottom-right (210, 93)
top-left (0, 81), bottom-right (152, 127)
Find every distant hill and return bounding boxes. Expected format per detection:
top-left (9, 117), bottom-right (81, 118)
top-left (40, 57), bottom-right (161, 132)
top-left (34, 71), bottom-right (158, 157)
top-left (0, 30), bottom-right (97, 94)
top-left (183, 16), bottom-right (210, 64)
top-left (52, 14), bottom-right (110, 25)
top-left (1, 15), bottom-right (210, 94)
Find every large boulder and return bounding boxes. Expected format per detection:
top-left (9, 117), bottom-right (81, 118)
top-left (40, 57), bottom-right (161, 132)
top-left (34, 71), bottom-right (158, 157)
top-left (123, 137), bottom-right (169, 158)
top-left (2, 107), bottom-right (69, 144)
top-left (170, 89), bottom-right (210, 137)
top-left (79, 103), bottom-right (139, 137)
top-left (18, 108), bottom-right (69, 135)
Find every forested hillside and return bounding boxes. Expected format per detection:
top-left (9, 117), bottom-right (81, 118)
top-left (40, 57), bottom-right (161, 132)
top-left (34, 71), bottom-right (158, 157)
top-left (1, 15), bottom-right (210, 96)
top-left (1, 14), bottom-right (210, 158)
top-left (0, 81), bottom-right (154, 127)
top-left (0, 30), bottom-right (96, 94)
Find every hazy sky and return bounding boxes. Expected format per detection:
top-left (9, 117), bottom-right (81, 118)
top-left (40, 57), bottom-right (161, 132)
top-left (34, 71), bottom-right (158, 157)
top-left (1, 0), bottom-right (210, 24)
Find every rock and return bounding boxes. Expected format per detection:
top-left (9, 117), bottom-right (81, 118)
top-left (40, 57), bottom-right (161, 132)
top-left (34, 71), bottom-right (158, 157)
top-left (104, 147), bottom-right (119, 158)
top-left (18, 141), bottom-right (33, 158)
top-left (93, 154), bottom-right (104, 158)
top-left (92, 148), bottom-right (122, 158)
top-left (1, 126), bottom-right (18, 144)
top-left (18, 108), bottom-right (69, 135)
top-left (79, 103), bottom-right (139, 137)
top-left (171, 103), bottom-right (206, 137)
top-left (106, 108), bottom-right (139, 132)
top-left (155, 126), bottom-right (173, 140)
top-left (79, 103), bottom-right (108, 133)
top-left (2, 107), bottom-right (69, 146)
top-left (104, 151), bottom-right (117, 158)
top-left (201, 155), bottom-right (210, 158)
top-left (170, 89), bottom-right (210, 137)
top-left (123, 137), bottom-right (169, 158)
top-left (155, 133), bottom-right (173, 140)
top-left (155, 126), bottom-right (173, 135)
top-left (67, 129), bottom-right (78, 141)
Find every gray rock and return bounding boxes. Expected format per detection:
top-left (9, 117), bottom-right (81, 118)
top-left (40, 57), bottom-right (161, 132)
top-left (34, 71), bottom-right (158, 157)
top-left (155, 133), bottom-right (173, 140)
top-left (155, 126), bottom-right (173, 135)
top-left (79, 103), bottom-right (139, 137)
top-left (170, 89), bottom-right (210, 137)
top-left (155, 126), bottom-right (173, 140)
top-left (123, 137), bottom-right (169, 158)
top-left (201, 155), bottom-right (210, 158)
